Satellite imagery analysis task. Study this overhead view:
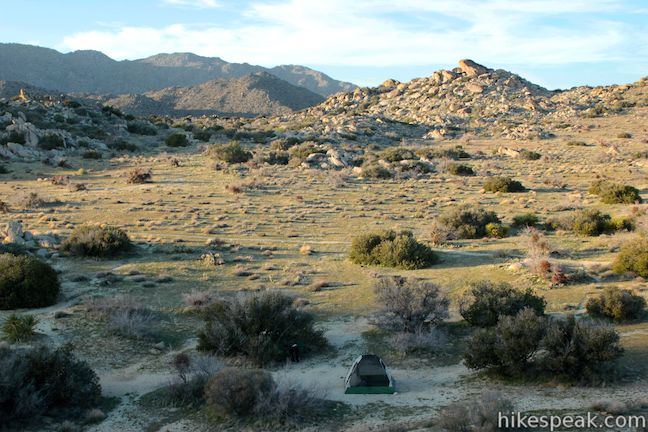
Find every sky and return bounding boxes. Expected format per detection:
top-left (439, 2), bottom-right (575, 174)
top-left (0, 0), bottom-right (647, 89)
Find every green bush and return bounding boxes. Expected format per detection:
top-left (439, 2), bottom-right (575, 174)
top-left (207, 141), bottom-right (252, 163)
top-left (459, 281), bottom-right (546, 327)
top-left (108, 139), bottom-right (137, 152)
top-left (379, 147), bottom-right (417, 162)
top-left (586, 287), bottom-right (646, 322)
top-left (349, 230), bottom-right (438, 269)
top-left (437, 205), bottom-right (500, 239)
top-left (82, 149), bottom-right (102, 159)
top-left (417, 146), bottom-right (470, 160)
top-left (166, 133), bottom-right (189, 148)
top-left (483, 176), bottom-right (526, 193)
top-left (519, 149), bottom-right (541, 160)
top-left (204, 368), bottom-right (275, 418)
top-left (570, 209), bottom-right (613, 236)
top-left (0, 131), bottom-right (26, 145)
top-left (2, 313), bottom-right (37, 342)
top-left (61, 224), bottom-right (131, 258)
top-left (446, 163), bottom-right (474, 176)
top-left (127, 121), bottom-right (157, 136)
top-left (198, 291), bottom-right (327, 367)
top-left (0, 254), bottom-right (60, 309)
top-left (588, 181), bottom-right (642, 204)
top-left (360, 164), bottom-right (393, 179)
top-left (512, 213), bottom-right (540, 228)
top-left (484, 223), bottom-right (509, 238)
top-left (464, 308), bottom-right (546, 374)
top-left (373, 277), bottom-right (449, 332)
top-left (288, 142), bottom-right (325, 161)
top-left (38, 133), bottom-right (65, 150)
top-left (0, 344), bottom-right (101, 427)
top-left (613, 237), bottom-right (648, 277)
top-left (192, 129), bottom-right (212, 142)
top-left (542, 316), bottom-right (623, 381)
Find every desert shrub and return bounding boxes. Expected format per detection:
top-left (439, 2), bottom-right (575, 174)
top-left (86, 295), bottom-right (155, 339)
top-left (204, 368), bottom-right (275, 418)
top-left (373, 277), bottom-right (449, 332)
top-left (360, 163), bottom-right (393, 179)
top-left (586, 288), bottom-right (646, 322)
top-left (0, 254), bottom-right (60, 309)
top-left (390, 327), bottom-right (448, 355)
top-left (166, 133), bottom-right (189, 147)
top-left (484, 223), bottom-right (509, 238)
top-left (0, 131), bottom-right (26, 145)
top-left (512, 213), bottom-right (539, 228)
top-left (20, 192), bottom-right (52, 208)
top-left (82, 149), bottom-right (102, 159)
top-left (207, 141), bottom-right (252, 163)
top-left (108, 139), bottom-right (137, 152)
top-left (519, 149), bottom-right (541, 160)
top-left (156, 353), bottom-right (222, 408)
top-left (446, 162), bottom-right (474, 176)
top-left (464, 308), bottom-right (546, 374)
top-left (379, 147), bottom-right (417, 162)
top-left (617, 132), bottom-right (632, 139)
top-left (570, 209), bottom-right (614, 236)
top-left (0, 242), bottom-right (26, 255)
top-left (270, 137), bottom-right (302, 151)
top-left (38, 133), bottom-right (65, 150)
top-left (542, 316), bottom-right (623, 381)
top-left (197, 291), bottom-right (327, 367)
top-left (418, 146), bottom-right (470, 160)
top-left (192, 129), bottom-right (212, 142)
top-left (261, 150), bottom-right (290, 165)
top-left (102, 105), bottom-right (123, 117)
top-left (0, 344), bottom-right (101, 427)
top-left (483, 176), bottom-right (526, 193)
top-left (459, 281), bottom-right (546, 327)
top-left (349, 230), bottom-right (438, 269)
top-left (613, 237), bottom-right (648, 277)
top-left (126, 168), bottom-right (152, 184)
top-left (566, 140), bottom-right (588, 146)
top-left (589, 181), bottom-right (642, 204)
top-left (127, 121), bottom-right (157, 135)
top-left (2, 313), bottom-right (37, 342)
top-left (61, 224), bottom-right (131, 258)
top-left (437, 205), bottom-right (500, 239)
top-left (288, 142), bottom-right (325, 161)
top-left (0, 164), bottom-right (9, 174)
top-left (438, 391), bottom-right (513, 432)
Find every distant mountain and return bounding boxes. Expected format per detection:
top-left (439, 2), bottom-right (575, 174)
top-left (0, 43), bottom-right (356, 97)
top-left (101, 72), bottom-right (325, 117)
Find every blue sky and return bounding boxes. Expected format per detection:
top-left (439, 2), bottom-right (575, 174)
top-left (1, 0), bottom-right (647, 89)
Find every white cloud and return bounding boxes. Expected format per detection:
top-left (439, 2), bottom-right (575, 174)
top-left (162, 0), bottom-right (220, 9)
top-left (60, 0), bottom-right (643, 69)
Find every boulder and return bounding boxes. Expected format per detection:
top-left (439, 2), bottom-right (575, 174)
top-left (5, 221), bottom-right (24, 244)
top-left (458, 59), bottom-right (491, 77)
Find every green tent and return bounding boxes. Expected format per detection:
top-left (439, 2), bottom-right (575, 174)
top-left (344, 354), bottom-right (395, 394)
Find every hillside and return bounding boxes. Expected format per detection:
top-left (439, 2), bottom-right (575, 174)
top-left (102, 72), bottom-right (325, 117)
top-left (0, 43), bottom-right (356, 97)
top-left (258, 59), bottom-right (647, 143)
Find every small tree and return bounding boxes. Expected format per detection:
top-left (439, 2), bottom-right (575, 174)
top-left (459, 281), bottom-right (546, 327)
top-left (373, 277), bottom-right (449, 333)
top-left (586, 288), bottom-right (646, 322)
top-left (0, 254), bottom-right (60, 309)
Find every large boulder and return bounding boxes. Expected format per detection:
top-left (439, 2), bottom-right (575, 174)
top-left (458, 59), bottom-right (491, 77)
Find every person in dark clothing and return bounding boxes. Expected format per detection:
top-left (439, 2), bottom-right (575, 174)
top-left (289, 343), bottom-right (300, 362)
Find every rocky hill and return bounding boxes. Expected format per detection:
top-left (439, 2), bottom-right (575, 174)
top-left (0, 43), bottom-right (356, 97)
top-left (257, 60), bottom-right (647, 143)
top-left (101, 72), bottom-right (325, 117)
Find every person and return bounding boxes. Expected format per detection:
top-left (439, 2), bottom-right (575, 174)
top-left (289, 343), bottom-right (300, 362)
